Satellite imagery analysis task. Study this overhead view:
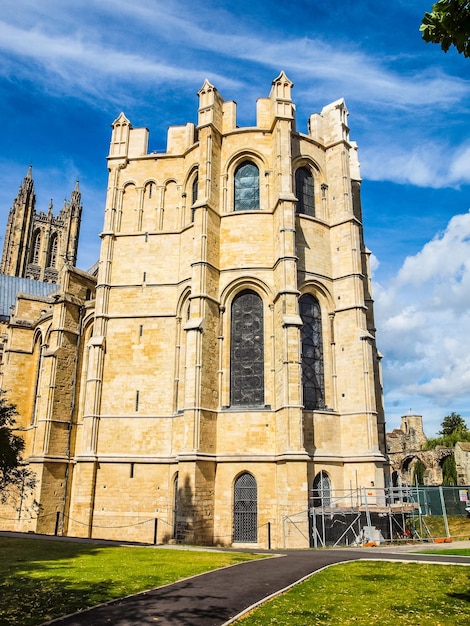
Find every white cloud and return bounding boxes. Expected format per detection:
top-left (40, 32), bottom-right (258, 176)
top-left (375, 211), bottom-right (470, 435)
top-left (361, 141), bottom-right (470, 188)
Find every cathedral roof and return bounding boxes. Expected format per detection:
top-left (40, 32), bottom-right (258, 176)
top-left (0, 274), bottom-right (58, 321)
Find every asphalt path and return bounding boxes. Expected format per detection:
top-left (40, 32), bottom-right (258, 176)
top-left (41, 545), bottom-right (470, 626)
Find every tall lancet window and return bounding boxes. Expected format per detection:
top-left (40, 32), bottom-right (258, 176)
top-left (230, 290), bottom-right (264, 406)
top-left (31, 230), bottom-right (41, 264)
top-left (299, 294), bottom-right (325, 409)
top-left (295, 167), bottom-right (315, 216)
top-left (47, 234), bottom-right (58, 268)
top-left (191, 174), bottom-right (198, 222)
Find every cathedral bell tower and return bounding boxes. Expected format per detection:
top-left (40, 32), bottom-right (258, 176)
top-left (1, 168), bottom-right (82, 282)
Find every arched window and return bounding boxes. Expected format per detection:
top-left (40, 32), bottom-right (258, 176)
top-left (191, 175), bottom-right (198, 222)
top-left (234, 162), bottom-right (259, 211)
top-left (233, 473), bottom-right (257, 542)
top-left (31, 230), bottom-right (41, 264)
top-left (299, 294), bottom-right (325, 410)
top-left (295, 167), bottom-right (314, 216)
top-left (47, 233), bottom-right (58, 268)
top-left (230, 290), bottom-right (264, 406)
top-left (312, 471), bottom-right (331, 508)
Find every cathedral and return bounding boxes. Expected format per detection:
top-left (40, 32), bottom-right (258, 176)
top-left (0, 73), bottom-right (388, 548)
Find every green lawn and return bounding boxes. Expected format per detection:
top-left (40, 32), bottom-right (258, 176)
top-left (0, 537), bottom-right (263, 626)
top-left (239, 559), bottom-right (470, 625)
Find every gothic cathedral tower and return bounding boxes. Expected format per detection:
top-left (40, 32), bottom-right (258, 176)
top-left (1, 167), bottom-right (82, 282)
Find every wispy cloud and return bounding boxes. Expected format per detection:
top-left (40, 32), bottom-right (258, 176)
top-left (1, 2), bottom-right (468, 113)
top-left (361, 141), bottom-right (470, 188)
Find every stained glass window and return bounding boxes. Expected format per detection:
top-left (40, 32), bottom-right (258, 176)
top-left (230, 290), bottom-right (264, 406)
top-left (300, 294), bottom-right (325, 410)
top-left (234, 162), bottom-right (260, 211)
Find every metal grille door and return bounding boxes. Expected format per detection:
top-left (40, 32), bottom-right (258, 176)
top-left (234, 473), bottom-right (258, 542)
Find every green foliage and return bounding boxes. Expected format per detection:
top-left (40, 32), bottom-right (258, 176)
top-left (421, 0), bottom-right (470, 57)
top-left (442, 454), bottom-right (458, 485)
top-left (412, 460), bottom-right (426, 485)
top-left (0, 537), bottom-right (264, 626)
top-left (0, 390), bottom-right (36, 505)
top-left (423, 430), bottom-right (470, 449)
top-left (241, 561), bottom-right (470, 625)
top-left (423, 413), bottom-right (470, 449)
top-left (439, 412), bottom-right (468, 436)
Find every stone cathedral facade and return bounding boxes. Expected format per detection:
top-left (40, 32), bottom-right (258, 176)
top-left (1, 73), bottom-right (387, 548)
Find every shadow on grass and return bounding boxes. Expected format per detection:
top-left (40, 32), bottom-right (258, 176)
top-left (448, 591), bottom-right (470, 603)
top-left (0, 537), bottom-right (125, 626)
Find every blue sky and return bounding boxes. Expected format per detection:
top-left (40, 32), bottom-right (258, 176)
top-left (1, 0), bottom-right (469, 436)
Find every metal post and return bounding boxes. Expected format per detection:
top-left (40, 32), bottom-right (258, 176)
top-left (363, 487), bottom-right (372, 543)
top-left (267, 521), bottom-right (271, 550)
top-left (54, 511), bottom-right (60, 536)
top-left (153, 518), bottom-right (158, 545)
top-left (312, 509), bottom-right (318, 549)
top-left (438, 486), bottom-right (450, 538)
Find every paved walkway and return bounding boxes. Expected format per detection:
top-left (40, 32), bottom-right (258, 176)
top-left (37, 541), bottom-right (470, 626)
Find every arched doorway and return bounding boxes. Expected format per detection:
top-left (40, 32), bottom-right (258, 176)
top-left (233, 473), bottom-right (257, 543)
top-left (312, 471), bottom-right (331, 508)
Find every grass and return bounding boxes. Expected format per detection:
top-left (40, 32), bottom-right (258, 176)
top-left (411, 515), bottom-right (470, 540)
top-left (239, 560), bottom-right (470, 626)
top-left (0, 537), bottom-right (264, 626)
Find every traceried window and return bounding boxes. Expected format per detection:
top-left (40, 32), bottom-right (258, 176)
top-left (295, 167), bottom-right (315, 216)
top-left (230, 290), bottom-right (264, 406)
top-left (31, 230), bottom-right (41, 264)
top-left (299, 294), bottom-right (325, 410)
top-left (47, 234), bottom-right (58, 268)
top-left (233, 473), bottom-right (257, 542)
top-left (234, 162), bottom-right (259, 211)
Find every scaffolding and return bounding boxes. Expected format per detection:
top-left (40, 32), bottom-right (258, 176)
top-left (305, 484), bottom-right (470, 548)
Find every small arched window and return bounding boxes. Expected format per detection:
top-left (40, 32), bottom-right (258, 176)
top-left (233, 473), bottom-right (257, 542)
top-left (230, 290), bottom-right (264, 406)
top-left (295, 167), bottom-right (315, 216)
top-left (31, 230), bottom-right (41, 264)
top-left (299, 294), bottom-right (325, 410)
top-left (234, 162), bottom-right (259, 211)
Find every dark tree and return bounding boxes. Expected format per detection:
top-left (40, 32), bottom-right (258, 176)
top-left (0, 391), bottom-right (36, 505)
top-left (441, 454), bottom-right (458, 485)
top-left (439, 412), bottom-right (468, 436)
top-left (420, 0), bottom-right (470, 57)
